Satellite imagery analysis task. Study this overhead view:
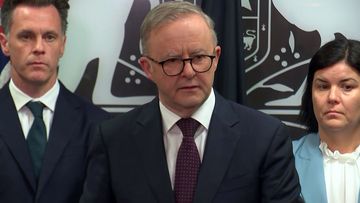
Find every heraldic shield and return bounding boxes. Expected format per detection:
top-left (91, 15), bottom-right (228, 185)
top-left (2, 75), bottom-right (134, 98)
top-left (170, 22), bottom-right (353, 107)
top-left (242, 0), bottom-right (321, 138)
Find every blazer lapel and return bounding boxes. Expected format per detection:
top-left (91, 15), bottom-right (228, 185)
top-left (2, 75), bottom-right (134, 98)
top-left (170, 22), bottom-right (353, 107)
top-left (296, 135), bottom-right (327, 203)
top-left (132, 99), bottom-right (175, 203)
top-left (194, 94), bottom-right (241, 203)
top-left (36, 85), bottom-right (81, 198)
top-left (0, 85), bottom-right (37, 191)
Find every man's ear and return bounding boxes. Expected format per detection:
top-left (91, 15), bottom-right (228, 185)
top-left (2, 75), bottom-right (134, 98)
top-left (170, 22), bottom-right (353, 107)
top-left (213, 45), bottom-right (221, 71)
top-left (0, 33), bottom-right (10, 56)
top-left (138, 56), bottom-right (154, 81)
top-left (59, 35), bottom-right (66, 58)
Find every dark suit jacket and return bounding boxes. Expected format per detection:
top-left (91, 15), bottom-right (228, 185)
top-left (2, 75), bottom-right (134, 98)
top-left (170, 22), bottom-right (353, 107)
top-left (0, 82), bottom-right (109, 203)
top-left (80, 93), bottom-right (301, 203)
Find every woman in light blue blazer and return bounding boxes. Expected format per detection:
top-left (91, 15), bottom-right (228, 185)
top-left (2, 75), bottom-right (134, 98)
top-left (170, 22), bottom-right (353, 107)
top-left (294, 33), bottom-right (360, 203)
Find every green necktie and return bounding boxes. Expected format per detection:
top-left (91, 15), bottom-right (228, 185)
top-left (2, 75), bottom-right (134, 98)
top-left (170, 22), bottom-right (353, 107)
top-left (26, 101), bottom-right (47, 180)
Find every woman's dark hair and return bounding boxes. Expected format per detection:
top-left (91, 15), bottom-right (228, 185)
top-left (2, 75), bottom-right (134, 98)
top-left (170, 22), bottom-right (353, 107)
top-left (300, 33), bottom-right (360, 132)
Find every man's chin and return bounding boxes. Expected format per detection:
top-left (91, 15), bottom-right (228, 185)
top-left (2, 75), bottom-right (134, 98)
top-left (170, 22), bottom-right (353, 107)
top-left (27, 76), bottom-right (52, 87)
top-left (179, 97), bottom-right (206, 109)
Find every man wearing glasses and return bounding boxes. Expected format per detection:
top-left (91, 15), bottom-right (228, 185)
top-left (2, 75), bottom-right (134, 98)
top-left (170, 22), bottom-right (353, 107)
top-left (80, 1), bottom-right (302, 203)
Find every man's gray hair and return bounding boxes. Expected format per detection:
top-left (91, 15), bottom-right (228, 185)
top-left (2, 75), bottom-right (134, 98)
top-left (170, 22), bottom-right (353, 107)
top-left (140, 1), bottom-right (217, 55)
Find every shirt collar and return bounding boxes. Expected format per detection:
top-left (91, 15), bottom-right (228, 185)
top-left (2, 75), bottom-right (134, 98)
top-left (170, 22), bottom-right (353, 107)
top-left (9, 79), bottom-right (60, 112)
top-left (159, 88), bottom-right (215, 132)
top-left (319, 141), bottom-right (360, 163)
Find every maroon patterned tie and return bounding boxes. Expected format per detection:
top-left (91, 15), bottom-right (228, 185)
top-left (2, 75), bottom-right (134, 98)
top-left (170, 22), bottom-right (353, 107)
top-left (174, 118), bottom-right (201, 203)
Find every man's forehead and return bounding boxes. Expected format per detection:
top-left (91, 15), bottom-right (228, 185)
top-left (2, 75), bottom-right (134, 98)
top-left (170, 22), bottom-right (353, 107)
top-left (11, 4), bottom-right (60, 22)
top-left (9, 5), bottom-right (62, 30)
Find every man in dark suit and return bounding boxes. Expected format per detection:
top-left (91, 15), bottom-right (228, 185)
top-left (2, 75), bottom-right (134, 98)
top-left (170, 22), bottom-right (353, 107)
top-left (0, 0), bottom-right (109, 202)
top-left (80, 1), bottom-right (301, 202)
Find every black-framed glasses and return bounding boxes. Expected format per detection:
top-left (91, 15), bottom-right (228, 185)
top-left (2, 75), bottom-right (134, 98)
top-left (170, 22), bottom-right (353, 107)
top-left (145, 54), bottom-right (216, 76)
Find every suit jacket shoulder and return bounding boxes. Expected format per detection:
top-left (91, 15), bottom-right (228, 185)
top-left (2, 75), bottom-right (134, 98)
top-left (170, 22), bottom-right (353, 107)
top-left (0, 81), bottom-right (110, 203)
top-left (292, 133), bottom-right (327, 203)
top-left (213, 92), bottom-right (284, 134)
top-left (82, 94), bottom-right (301, 203)
top-left (58, 82), bottom-right (110, 122)
top-left (195, 93), bottom-right (301, 202)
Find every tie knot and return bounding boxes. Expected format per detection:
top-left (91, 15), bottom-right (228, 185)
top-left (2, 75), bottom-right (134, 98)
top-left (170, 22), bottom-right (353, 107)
top-left (26, 101), bottom-right (44, 118)
top-left (177, 118), bottom-right (200, 137)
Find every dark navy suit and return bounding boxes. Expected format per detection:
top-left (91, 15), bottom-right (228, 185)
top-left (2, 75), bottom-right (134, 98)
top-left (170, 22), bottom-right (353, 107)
top-left (81, 93), bottom-right (301, 203)
top-left (0, 82), bottom-right (109, 203)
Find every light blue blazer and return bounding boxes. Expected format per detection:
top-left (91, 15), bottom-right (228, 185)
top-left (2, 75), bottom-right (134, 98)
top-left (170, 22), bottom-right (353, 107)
top-left (293, 133), bottom-right (360, 203)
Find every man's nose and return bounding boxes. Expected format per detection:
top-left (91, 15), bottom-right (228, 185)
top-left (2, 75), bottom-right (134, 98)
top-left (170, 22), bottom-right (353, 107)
top-left (33, 37), bottom-right (45, 54)
top-left (181, 60), bottom-right (196, 77)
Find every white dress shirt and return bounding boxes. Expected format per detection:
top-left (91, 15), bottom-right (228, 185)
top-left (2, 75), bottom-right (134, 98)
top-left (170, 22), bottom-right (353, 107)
top-left (9, 79), bottom-right (60, 139)
top-left (320, 142), bottom-right (360, 203)
top-left (160, 89), bottom-right (215, 189)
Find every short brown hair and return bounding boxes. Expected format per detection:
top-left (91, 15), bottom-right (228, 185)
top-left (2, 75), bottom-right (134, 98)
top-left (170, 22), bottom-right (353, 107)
top-left (1, 0), bottom-right (70, 34)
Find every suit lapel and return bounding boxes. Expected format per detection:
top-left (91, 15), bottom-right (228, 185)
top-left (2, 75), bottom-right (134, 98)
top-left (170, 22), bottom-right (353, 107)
top-left (132, 99), bottom-right (175, 203)
top-left (36, 85), bottom-right (81, 197)
top-left (297, 135), bottom-right (327, 203)
top-left (194, 94), bottom-right (241, 203)
top-left (0, 85), bottom-right (37, 191)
